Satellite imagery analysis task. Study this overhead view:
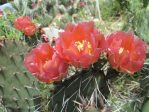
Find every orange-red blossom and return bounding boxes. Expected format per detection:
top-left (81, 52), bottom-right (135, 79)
top-left (55, 21), bottom-right (106, 69)
top-left (24, 43), bottom-right (68, 83)
top-left (14, 16), bottom-right (36, 36)
top-left (106, 31), bottom-right (147, 74)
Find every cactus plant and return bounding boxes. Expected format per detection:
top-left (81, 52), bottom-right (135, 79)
top-left (124, 0), bottom-right (149, 43)
top-left (142, 99), bottom-right (149, 112)
top-left (0, 38), bottom-right (40, 112)
top-left (140, 61), bottom-right (149, 112)
top-left (118, 59), bottom-right (149, 112)
top-left (48, 68), bottom-right (110, 112)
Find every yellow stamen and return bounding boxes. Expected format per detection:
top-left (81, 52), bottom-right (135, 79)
top-left (119, 47), bottom-right (124, 54)
top-left (75, 40), bottom-right (92, 55)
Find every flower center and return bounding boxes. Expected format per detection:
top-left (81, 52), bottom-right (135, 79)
top-left (75, 40), bottom-right (92, 55)
top-left (119, 47), bottom-right (124, 54)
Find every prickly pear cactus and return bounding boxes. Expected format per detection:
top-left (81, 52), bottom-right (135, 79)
top-left (121, 59), bottom-right (149, 112)
top-left (142, 99), bottom-right (149, 112)
top-left (0, 38), bottom-right (40, 112)
top-left (140, 60), bottom-right (149, 112)
top-left (49, 70), bottom-right (109, 112)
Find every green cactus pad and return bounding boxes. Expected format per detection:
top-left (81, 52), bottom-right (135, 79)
top-left (142, 99), bottom-right (149, 112)
top-left (49, 70), bottom-right (109, 112)
top-left (0, 38), bottom-right (40, 112)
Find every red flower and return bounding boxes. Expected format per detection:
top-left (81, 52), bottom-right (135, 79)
top-left (23, 23), bottom-right (37, 36)
top-left (24, 43), bottom-right (68, 83)
top-left (14, 16), bottom-right (36, 36)
top-left (55, 21), bottom-right (105, 68)
top-left (106, 31), bottom-right (147, 74)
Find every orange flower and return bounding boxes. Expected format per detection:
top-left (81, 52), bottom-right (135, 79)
top-left (14, 16), bottom-right (36, 36)
top-left (24, 43), bottom-right (68, 83)
top-left (55, 21), bottom-right (105, 68)
top-left (106, 31), bottom-right (147, 74)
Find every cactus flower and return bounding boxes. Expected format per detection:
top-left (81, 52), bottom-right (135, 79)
top-left (106, 31), bottom-right (147, 74)
top-left (55, 21), bottom-right (105, 68)
top-left (24, 43), bottom-right (68, 83)
top-left (14, 16), bottom-right (36, 36)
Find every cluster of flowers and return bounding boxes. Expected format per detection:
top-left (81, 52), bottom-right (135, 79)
top-left (24, 21), bottom-right (147, 83)
top-left (14, 16), bottom-right (36, 36)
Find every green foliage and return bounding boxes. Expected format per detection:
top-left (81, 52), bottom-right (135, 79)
top-left (0, 38), bottom-right (40, 111)
top-left (143, 0), bottom-right (149, 8)
top-left (35, 14), bottom-right (53, 26)
top-left (100, 0), bottom-right (122, 19)
top-left (13, 0), bottom-right (39, 16)
top-left (0, 9), bottom-right (23, 40)
top-left (124, 0), bottom-right (149, 43)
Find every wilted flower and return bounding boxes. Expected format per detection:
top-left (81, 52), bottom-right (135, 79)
top-left (106, 31), bottom-right (147, 74)
top-left (14, 16), bottom-right (36, 36)
top-left (55, 21), bottom-right (105, 68)
top-left (24, 43), bottom-right (68, 83)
